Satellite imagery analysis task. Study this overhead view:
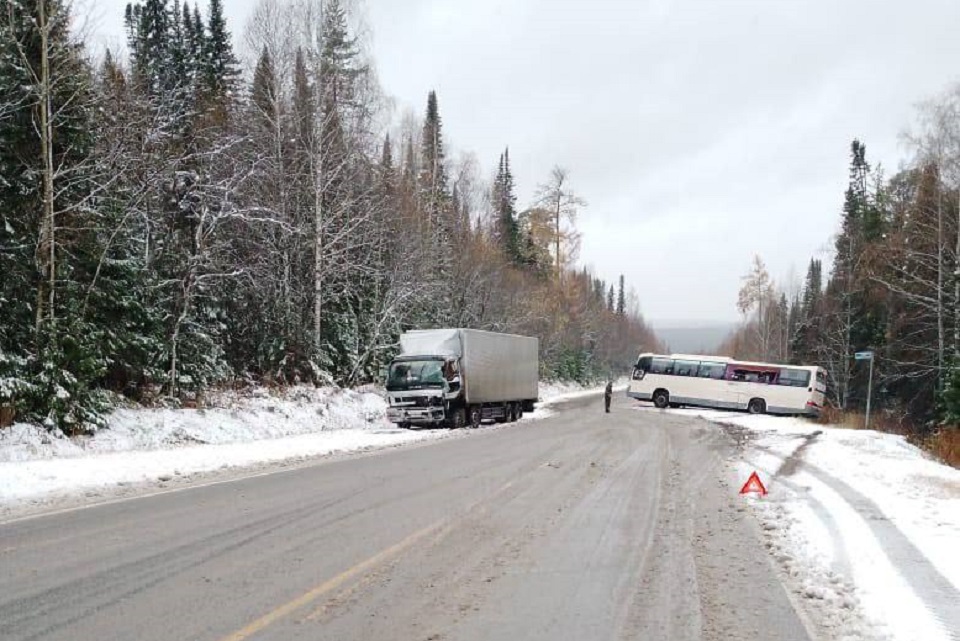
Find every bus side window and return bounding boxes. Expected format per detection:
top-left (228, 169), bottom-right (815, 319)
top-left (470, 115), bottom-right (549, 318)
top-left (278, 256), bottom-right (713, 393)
top-left (650, 358), bottom-right (674, 375)
top-left (674, 360), bottom-right (699, 377)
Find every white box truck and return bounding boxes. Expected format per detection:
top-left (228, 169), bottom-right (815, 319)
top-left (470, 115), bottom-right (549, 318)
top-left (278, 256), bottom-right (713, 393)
top-left (385, 329), bottom-right (539, 428)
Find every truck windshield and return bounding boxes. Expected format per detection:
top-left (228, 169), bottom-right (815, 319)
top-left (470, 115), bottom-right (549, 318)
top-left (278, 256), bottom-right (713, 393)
top-left (387, 360), bottom-right (445, 390)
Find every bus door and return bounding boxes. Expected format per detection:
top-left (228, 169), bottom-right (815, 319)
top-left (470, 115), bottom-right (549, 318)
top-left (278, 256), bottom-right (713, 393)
top-left (725, 366), bottom-right (776, 409)
top-left (722, 365), bottom-right (744, 409)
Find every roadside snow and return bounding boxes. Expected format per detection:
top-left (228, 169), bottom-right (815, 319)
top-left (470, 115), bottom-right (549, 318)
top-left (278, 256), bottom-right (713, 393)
top-left (663, 407), bottom-right (960, 641)
top-left (0, 387), bottom-right (389, 464)
top-left (538, 378), bottom-right (628, 404)
top-left (0, 380), bottom-right (608, 509)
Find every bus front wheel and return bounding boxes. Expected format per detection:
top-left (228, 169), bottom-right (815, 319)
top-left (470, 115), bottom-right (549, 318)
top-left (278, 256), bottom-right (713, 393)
top-left (653, 390), bottom-right (670, 409)
top-left (748, 398), bottom-right (766, 415)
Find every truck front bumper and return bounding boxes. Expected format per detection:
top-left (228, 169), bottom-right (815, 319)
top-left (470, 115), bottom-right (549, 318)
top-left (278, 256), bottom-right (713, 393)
top-left (387, 407), bottom-right (446, 425)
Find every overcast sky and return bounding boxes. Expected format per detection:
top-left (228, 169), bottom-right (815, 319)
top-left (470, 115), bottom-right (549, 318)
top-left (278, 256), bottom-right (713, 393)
top-left (88, 0), bottom-right (960, 324)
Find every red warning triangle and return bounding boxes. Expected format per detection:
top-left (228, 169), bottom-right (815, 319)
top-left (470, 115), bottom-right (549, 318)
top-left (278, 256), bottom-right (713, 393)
top-left (740, 471), bottom-right (768, 496)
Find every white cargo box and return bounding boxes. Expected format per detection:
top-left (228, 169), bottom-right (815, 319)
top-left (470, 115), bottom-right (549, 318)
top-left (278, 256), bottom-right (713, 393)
top-left (398, 329), bottom-right (539, 404)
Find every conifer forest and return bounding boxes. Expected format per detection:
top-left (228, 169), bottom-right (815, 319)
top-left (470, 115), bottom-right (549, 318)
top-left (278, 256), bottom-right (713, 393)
top-left (0, 0), bottom-right (658, 430)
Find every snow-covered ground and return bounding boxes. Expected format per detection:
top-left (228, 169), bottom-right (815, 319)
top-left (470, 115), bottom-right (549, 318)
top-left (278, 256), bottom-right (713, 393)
top-left (663, 407), bottom-right (960, 641)
top-left (0, 380), bottom-right (610, 512)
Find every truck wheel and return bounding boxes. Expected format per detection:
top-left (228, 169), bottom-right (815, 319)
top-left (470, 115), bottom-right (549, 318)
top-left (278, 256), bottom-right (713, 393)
top-left (508, 403), bottom-right (518, 422)
top-left (653, 390), bottom-right (670, 409)
top-left (448, 408), bottom-right (466, 429)
top-left (469, 406), bottom-right (482, 428)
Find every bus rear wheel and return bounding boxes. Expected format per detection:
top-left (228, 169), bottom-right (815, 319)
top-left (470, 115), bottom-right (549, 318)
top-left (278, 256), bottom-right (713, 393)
top-left (747, 398), bottom-right (766, 415)
top-left (653, 390), bottom-right (670, 409)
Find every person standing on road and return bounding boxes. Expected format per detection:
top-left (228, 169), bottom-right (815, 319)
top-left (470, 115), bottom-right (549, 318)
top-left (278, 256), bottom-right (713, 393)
top-left (604, 380), bottom-right (613, 413)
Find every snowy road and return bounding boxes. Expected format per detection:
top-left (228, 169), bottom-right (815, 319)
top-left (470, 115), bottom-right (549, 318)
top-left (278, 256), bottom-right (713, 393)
top-left (0, 395), bottom-right (814, 641)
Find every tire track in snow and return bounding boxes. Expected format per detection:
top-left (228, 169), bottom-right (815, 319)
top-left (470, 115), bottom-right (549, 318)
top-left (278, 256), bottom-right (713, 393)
top-left (755, 438), bottom-right (960, 640)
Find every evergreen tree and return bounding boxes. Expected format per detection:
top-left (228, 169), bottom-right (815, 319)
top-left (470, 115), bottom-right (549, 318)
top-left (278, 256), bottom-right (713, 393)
top-left (787, 295), bottom-right (801, 362)
top-left (183, 2), bottom-right (205, 84)
top-left (592, 278), bottom-right (604, 303)
top-left (607, 285), bottom-right (615, 312)
top-left (203, 0), bottom-right (239, 105)
top-left (777, 292), bottom-right (790, 360)
top-left (292, 48), bottom-right (314, 150)
top-left (251, 47), bottom-right (278, 123)
top-left (418, 90), bottom-right (455, 323)
top-left (319, 0), bottom-right (364, 111)
top-left (493, 148), bottom-right (521, 263)
top-left (419, 90), bottom-right (451, 235)
top-left (616, 275), bottom-right (626, 316)
top-left (825, 140), bottom-right (887, 408)
top-left (380, 135), bottom-right (396, 199)
top-left (126, 0), bottom-right (173, 96)
top-left (191, 3), bottom-right (205, 68)
top-left (0, 0), bottom-right (116, 428)
top-left (791, 258), bottom-right (823, 363)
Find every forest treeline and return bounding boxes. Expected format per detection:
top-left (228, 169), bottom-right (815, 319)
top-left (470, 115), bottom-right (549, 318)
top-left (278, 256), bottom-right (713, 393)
top-left (722, 88), bottom-right (960, 431)
top-left (0, 0), bottom-right (658, 430)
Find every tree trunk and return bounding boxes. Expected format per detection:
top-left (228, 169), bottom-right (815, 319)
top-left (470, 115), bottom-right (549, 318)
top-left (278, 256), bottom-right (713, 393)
top-left (937, 165), bottom-right (945, 389)
top-left (955, 188), bottom-right (960, 359)
top-left (313, 8), bottom-right (325, 365)
top-left (168, 276), bottom-right (194, 398)
top-left (314, 151), bottom-right (323, 361)
top-left (554, 192), bottom-right (561, 286)
top-left (36, 0), bottom-right (56, 331)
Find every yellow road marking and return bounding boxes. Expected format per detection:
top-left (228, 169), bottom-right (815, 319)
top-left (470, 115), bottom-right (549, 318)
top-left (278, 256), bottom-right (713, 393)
top-left (218, 478), bottom-right (519, 641)
top-left (216, 519), bottom-right (446, 641)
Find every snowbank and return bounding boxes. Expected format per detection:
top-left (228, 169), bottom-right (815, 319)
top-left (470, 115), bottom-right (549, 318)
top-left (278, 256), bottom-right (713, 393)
top-left (539, 378), bottom-right (627, 403)
top-left (668, 407), bottom-right (960, 641)
top-left (0, 387), bottom-right (388, 464)
top-left (0, 380), bottom-right (609, 509)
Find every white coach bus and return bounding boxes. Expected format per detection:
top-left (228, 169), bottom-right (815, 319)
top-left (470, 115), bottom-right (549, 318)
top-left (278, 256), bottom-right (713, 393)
top-left (627, 353), bottom-right (827, 416)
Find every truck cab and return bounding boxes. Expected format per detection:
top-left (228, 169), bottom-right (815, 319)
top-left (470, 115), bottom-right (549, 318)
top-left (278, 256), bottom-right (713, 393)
top-left (385, 355), bottom-right (464, 428)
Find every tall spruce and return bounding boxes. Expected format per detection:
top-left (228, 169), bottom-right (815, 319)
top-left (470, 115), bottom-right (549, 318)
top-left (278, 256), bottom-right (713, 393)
top-left (825, 140), bottom-right (887, 408)
top-left (203, 0), bottom-right (239, 105)
top-left (418, 90), bottom-right (455, 323)
top-left (493, 148), bottom-right (521, 263)
top-left (616, 275), bottom-right (626, 316)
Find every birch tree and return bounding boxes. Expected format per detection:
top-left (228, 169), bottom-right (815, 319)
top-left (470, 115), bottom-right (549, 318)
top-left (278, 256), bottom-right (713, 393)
top-left (737, 255), bottom-right (775, 360)
top-left (534, 166), bottom-right (585, 286)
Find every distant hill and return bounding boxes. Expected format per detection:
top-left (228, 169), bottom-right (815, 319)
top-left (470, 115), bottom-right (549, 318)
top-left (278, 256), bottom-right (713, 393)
top-left (652, 322), bottom-right (736, 355)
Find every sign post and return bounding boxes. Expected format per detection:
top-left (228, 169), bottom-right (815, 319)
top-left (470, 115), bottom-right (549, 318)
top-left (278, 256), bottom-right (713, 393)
top-left (855, 351), bottom-right (874, 429)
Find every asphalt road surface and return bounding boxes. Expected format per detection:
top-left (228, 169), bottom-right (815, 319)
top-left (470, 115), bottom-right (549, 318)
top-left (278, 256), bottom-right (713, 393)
top-left (0, 394), bottom-right (813, 641)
